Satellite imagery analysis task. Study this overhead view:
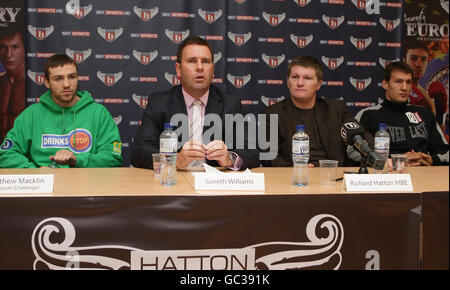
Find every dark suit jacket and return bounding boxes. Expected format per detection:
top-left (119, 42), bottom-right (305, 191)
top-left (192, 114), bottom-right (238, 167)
top-left (131, 85), bottom-right (260, 169)
top-left (261, 97), bottom-right (369, 167)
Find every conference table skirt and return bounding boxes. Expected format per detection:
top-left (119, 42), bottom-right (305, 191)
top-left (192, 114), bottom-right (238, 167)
top-left (0, 166), bottom-right (448, 270)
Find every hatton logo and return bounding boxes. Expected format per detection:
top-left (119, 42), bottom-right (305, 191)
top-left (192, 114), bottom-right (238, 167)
top-left (405, 112), bottom-right (423, 124)
top-left (379, 57), bottom-right (399, 68)
top-left (228, 32), bottom-right (252, 46)
top-left (28, 25), bottom-right (54, 40)
top-left (322, 15), bottom-right (344, 29)
top-left (113, 115), bottom-right (122, 126)
top-left (97, 71), bottom-right (122, 86)
top-left (322, 56), bottom-right (344, 70)
top-left (262, 12), bottom-right (286, 26)
top-left (350, 36), bottom-right (372, 50)
top-left (198, 9), bottom-right (222, 24)
top-left (261, 96), bottom-right (285, 106)
top-left (41, 129), bottom-right (92, 153)
top-left (379, 17), bottom-right (400, 32)
top-left (165, 73), bottom-right (181, 86)
top-left (351, 0), bottom-right (367, 10)
top-left (262, 54), bottom-right (285, 69)
top-left (133, 50), bottom-right (158, 65)
top-left (27, 70), bottom-right (45, 86)
top-left (132, 94), bottom-right (149, 109)
top-left (65, 3), bottom-right (92, 19)
top-left (98, 27), bottom-right (123, 42)
top-left (214, 52), bottom-right (222, 64)
top-left (165, 29), bottom-right (190, 44)
top-left (227, 74), bottom-right (251, 89)
top-left (133, 6), bottom-right (158, 21)
top-left (350, 77), bottom-right (372, 91)
top-left (290, 34), bottom-right (313, 48)
top-left (66, 48), bottom-right (91, 64)
top-left (294, 0), bottom-right (312, 7)
top-left (31, 214), bottom-right (344, 270)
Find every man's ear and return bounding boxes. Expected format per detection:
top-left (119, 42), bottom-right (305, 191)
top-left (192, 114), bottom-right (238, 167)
top-left (175, 62), bottom-right (181, 78)
top-left (381, 79), bottom-right (388, 91)
top-left (44, 78), bottom-right (50, 89)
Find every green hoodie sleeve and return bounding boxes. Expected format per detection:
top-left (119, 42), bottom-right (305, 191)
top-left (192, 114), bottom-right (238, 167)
top-left (75, 107), bottom-right (123, 168)
top-left (0, 112), bottom-right (38, 168)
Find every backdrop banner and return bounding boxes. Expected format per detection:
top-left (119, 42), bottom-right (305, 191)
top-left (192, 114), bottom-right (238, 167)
top-left (0, 194), bottom-right (421, 270)
top-left (25, 0), bottom-right (403, 166)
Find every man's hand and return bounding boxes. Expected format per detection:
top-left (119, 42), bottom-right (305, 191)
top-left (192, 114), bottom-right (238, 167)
top-left (205, 140), bottom-right (233, 167)
top-left (50, 149), bottom-right (77, 167)
top-left (406, 150), bottom-right (433, 166)
top-left (176, 141), bottom-right (206, 168)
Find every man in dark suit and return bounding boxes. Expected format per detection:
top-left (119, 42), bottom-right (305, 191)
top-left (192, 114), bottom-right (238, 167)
top-left (261, 56), bottom-right (368, 167)
top-left (131, 36), bottom-right (259, 169)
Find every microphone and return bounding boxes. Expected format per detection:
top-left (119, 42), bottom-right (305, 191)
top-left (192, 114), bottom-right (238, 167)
top-left (341, 122), bottom-right (386, 170)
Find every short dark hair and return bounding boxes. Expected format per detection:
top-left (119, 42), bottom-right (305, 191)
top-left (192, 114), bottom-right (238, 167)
top-left (382, 61), bottom-right (413, 81)
top-left (287, 56), bottom-right (323, 81)
top-left (0, 23), bottom-right (24, 43)
top-left (404, 39), bottom-right (428, 57)
top-left (44, 54), bottom-right (78, 80)
top-left (176, 36), bottom-right (213, 63)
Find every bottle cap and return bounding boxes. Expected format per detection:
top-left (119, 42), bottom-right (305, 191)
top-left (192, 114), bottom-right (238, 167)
top-left (379, 123), bottom-right (386, 130)
top-left (164, 123), bottom-right (172, 129)
top-left (296, 125), bottom-right (305, 131)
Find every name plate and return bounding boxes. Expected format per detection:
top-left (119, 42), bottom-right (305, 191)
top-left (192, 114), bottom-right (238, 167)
top-left (0, 175), bottom-right (54, 194)
top-left (194, 173), bottom-right (265, 191)
top-left (343, 174), bottom-right (413, 192)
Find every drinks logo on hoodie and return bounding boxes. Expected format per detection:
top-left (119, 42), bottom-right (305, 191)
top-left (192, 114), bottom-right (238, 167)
top-left (41, 129), bottom-right (92, 153)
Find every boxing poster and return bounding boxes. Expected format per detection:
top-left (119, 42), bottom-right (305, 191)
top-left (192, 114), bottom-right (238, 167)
top-left (404, 0), bottom-right (449, 137)
top-left (0, 1), bottom-right (25, 144)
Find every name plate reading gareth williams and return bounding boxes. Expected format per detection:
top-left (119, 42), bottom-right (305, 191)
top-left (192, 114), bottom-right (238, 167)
top-left (343, 174), bottom-right (413, 192)
top-left (194, 173), bottom-right (265, 191)
top-left (0, 175), bottom-right (54, 194)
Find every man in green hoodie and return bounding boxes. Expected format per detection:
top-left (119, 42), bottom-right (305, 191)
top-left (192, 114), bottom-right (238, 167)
top-left (0, 54), bottom-right (123, 168)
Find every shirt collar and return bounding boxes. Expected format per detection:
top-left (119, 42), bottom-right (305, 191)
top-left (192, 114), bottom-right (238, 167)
top-left (182, 88), bottom-right (209, 108)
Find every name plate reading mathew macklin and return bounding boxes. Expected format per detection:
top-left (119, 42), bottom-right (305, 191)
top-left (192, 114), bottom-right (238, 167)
top-left (0, 175), bottom-right (54, 194)
top-left (194, 173), bottom-right (265, 192)
top-left (343, 174), bottom-right (413, 192)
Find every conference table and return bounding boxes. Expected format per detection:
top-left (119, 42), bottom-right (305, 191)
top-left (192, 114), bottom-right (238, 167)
top-left (0, 166), bottom-right (448, 270)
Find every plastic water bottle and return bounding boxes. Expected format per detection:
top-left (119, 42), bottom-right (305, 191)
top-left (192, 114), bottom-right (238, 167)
top-left (292, 125), bottom-right (309, 186)
top-left (292, 125), bottom-right (309, 162)
top-left (49, 157), bottom-right (59, 168)
top-left (374, 123), bottom-right (390, 173)
top-left (160, 123), bottom-right (178, 185)
top-left (159, 123), bottom-right (177, 154)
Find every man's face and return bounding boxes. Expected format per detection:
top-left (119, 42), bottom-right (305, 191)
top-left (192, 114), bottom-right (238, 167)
top-left (382, 70), bottom-right (412, 104)
top-left (44, 63), bottom-right (79, 108)
top-left (175, 44), bottom-right (214, 98)
top-left (405, 48), bottom-right (428, 81)
top-left (287, 65), bottom-right (322, 105)
top-left (0, 33), bottom-right (25, 73)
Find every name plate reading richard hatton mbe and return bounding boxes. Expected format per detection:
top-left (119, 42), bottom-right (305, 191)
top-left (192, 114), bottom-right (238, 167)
top-left (343, 174), bottom-right (413, 192)
top-left (194, 173), bottom-right (265, 191)
top-left (0, 175), bottom-right (54, 194)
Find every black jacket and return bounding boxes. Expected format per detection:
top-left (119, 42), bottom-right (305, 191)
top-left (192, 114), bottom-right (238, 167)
top-left (355, 99), bottom-right (449, 165)
top-left (131, 85), bottom-right (260, 169)
top-left (261, 97), bottom-right (366, 167)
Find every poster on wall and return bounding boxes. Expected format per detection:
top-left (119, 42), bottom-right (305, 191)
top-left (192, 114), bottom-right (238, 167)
top-left (0, 1), bottom-right (25, 144)
top-left (404, 0), bottom-right (449, 137)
